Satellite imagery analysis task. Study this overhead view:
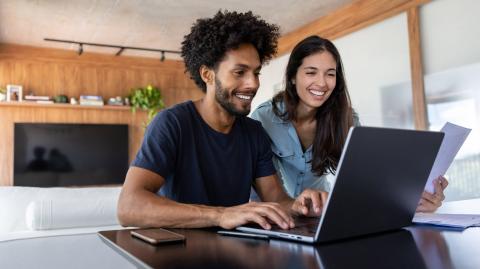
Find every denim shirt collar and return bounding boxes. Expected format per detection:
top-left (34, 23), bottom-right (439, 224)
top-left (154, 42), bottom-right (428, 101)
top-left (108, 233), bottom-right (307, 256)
top-left (271, 101), bottom-right (288, 124)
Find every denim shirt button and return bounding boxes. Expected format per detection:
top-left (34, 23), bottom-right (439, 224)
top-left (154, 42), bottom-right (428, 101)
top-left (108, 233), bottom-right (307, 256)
top-left (279, 152), bottom-right (282, 156)
top-left (300, 172), bottom-right (304, 175)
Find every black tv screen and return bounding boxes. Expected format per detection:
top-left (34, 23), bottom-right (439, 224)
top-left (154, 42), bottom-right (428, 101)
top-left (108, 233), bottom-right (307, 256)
top-left (14, 123), bottom-right (129, 187)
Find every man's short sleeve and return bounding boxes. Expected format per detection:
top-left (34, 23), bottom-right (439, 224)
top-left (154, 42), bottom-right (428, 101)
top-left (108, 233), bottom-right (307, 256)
top-left (131, 110), bottom-right (178, 178)
top-left (254, 125), bottom-right (276, 179)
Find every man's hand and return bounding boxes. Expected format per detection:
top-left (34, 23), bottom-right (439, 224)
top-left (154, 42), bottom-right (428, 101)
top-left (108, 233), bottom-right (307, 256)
top-left (416, 176), bottom-right (448, 213)
top-left (291, 189), bottom-right (328, 217)
top-left (218, 202), bottom-right (295, 230)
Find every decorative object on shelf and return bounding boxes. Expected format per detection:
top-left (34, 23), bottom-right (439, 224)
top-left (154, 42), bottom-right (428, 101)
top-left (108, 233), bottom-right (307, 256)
top-left (53, 95), bottom-right (69, 104)
top-left (79, 95), bottom-right (104, 106)
top-left (6, 85), bottom-right (23, 102)
top-left (70, 97), bottom-right (78, 105)
top-left (107, 96), bottom-right (124, 106)
top-left (0, 87), bottom-right (6, 102)
top-left (129, 84), bottom-right (164, 126)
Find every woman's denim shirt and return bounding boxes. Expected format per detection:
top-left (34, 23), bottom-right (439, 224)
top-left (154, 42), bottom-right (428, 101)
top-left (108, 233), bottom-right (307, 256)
top-left (251, 100), bottom-right (360, 197)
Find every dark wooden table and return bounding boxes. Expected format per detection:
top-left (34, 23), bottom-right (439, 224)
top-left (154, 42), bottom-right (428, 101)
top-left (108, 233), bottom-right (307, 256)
top-left (2, 200), bottom-right (478, 269)
top-left (100, 224), bottom-right (480, 269)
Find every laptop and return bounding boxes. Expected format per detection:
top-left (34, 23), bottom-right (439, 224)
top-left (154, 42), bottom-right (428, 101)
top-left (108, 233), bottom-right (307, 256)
top-left (236, 126), bottom-right (444, 243)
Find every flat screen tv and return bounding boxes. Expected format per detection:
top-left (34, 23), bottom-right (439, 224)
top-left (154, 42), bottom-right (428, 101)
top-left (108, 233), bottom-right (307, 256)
top-left (14, 123), bottom-right (129, 187)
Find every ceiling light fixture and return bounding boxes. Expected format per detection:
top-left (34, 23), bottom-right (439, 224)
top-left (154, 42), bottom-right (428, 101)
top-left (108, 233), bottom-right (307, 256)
top-left (78, 43), bottom-right (83, 55)
top-left (115, 47), bottom-right (124, 56)
top-left (45, 38), bottom-right (180, 61)
top-left (160, 51), bottom-right (165, 62)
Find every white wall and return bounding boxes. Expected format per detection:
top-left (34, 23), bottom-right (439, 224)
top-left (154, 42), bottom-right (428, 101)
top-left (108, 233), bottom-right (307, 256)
top-left (420, 0), bottom-right (480, 75)
top-left (333, 13), bottom-right (411, 127)
top-left (252, 53), bottom-right (290, 111)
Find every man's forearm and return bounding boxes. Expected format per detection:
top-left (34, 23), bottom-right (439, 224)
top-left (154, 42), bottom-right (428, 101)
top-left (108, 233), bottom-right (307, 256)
top-left (118, 189), bottom-right (224, 228)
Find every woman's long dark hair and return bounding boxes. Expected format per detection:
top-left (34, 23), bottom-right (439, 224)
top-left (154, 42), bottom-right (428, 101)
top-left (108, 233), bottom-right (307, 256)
top-left (272, 35), bottom-right (353, 176)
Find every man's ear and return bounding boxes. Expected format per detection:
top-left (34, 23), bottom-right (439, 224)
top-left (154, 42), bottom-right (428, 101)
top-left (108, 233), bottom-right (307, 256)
top-left (199, 65), bottom-right (214, 86)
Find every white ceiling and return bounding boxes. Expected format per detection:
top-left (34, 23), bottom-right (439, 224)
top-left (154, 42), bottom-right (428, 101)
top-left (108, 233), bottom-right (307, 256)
top-left (0, 0), bottom-right (354, 60)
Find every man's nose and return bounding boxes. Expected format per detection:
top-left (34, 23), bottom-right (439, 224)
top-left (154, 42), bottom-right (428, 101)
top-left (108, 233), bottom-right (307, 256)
top-left (245, 73), bottom-right (259, 89)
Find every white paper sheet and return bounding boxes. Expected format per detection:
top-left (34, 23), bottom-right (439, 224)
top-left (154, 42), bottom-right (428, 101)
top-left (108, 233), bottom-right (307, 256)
top-left (424, 122), bottom-right (471, 193)
top-left (413, 213), bottom-right (480, 228)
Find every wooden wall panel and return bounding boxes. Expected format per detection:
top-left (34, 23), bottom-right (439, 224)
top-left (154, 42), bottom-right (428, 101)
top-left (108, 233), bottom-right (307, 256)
top-left (0, 43), bottom-right (204, 186)
top-left (277, 0), bottom-right (431, 56)
top-left (0, 43), bottom-right (203, 107)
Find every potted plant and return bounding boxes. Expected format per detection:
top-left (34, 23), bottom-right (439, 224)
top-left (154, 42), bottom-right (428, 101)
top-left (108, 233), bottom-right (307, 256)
top-left (128, 84), bottom-right (165, 127)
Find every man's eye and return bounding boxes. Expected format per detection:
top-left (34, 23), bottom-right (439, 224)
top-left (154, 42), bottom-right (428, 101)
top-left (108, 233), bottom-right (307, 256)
top-left (234, 71), bottom-right (244, 76)
top-left (254, 72), bottom-right (261, 77)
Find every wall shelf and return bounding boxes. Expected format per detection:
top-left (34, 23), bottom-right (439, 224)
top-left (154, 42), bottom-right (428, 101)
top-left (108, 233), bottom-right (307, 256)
top-left (0, 101), bottom-right (132, 111)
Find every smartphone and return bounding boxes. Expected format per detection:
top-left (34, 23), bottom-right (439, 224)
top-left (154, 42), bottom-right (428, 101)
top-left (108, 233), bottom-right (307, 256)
top-left (130, 228), bottom-right (186, 245)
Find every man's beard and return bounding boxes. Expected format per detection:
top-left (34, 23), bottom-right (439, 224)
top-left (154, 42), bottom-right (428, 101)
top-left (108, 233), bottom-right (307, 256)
top-left (215, 78), bottom-right (251, 117)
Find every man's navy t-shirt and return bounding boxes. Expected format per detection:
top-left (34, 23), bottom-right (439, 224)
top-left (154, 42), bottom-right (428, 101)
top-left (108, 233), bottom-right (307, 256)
top-left (132, 101), bottom-right (276, 207)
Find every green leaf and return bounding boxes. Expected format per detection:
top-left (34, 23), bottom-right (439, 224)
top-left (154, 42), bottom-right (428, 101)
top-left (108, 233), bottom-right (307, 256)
top-left (128, 84), bottom-right (164, 128)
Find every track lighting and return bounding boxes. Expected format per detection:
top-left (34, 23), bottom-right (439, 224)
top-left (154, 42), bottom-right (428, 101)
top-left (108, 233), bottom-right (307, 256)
top-left (45, 38), bottom-right (180, 61)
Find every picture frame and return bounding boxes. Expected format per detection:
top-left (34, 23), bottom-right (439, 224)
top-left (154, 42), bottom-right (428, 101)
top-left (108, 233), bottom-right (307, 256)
top-left (6, 84), bottom-right (23, 102)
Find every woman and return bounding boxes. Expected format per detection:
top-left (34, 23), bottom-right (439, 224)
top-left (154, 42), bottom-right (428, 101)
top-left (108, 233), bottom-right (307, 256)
top-left (252, 35), bottom-right (447, 212)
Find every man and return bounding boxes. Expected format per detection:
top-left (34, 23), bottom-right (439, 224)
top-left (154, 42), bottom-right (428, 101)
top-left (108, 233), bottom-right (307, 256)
top-left (117, 10), bottom-right (327, 230)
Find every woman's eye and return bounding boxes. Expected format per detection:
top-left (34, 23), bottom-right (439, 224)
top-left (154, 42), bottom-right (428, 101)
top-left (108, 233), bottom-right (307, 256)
top-left (306, 72), bottom-right (316, 75)
top-left (328, 73), bottom-right (336, 77)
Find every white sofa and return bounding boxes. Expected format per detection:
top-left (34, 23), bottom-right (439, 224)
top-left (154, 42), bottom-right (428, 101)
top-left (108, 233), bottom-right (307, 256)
top-left (0, 186), bottom-right (123, 239)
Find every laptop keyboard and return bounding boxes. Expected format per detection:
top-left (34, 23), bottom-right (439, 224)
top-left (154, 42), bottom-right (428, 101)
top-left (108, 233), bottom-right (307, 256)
top-left (270, 216), bottom-right (320, 236)
top-left (244, 216), bottom-right (320, 237)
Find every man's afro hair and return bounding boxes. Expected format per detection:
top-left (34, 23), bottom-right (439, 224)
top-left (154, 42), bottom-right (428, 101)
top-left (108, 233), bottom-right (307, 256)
top-left (181, 10), bottom-right (280, 92)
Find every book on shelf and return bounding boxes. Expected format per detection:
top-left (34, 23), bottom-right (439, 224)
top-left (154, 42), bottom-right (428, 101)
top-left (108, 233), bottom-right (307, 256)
top-left (24, 95), bottom-right (51, 101)
top-left (80, 95), bottom-right (104, 106)
top-left (80, 99), bottom-right (104, 105)
top-left (80, 95), bottom-right (103, 101)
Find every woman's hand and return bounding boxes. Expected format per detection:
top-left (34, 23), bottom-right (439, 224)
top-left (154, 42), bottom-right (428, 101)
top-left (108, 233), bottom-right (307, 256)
top-left (291, 189), bottom-right (328, 217)
top-left (416, 176), bottom-right (449, 213)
